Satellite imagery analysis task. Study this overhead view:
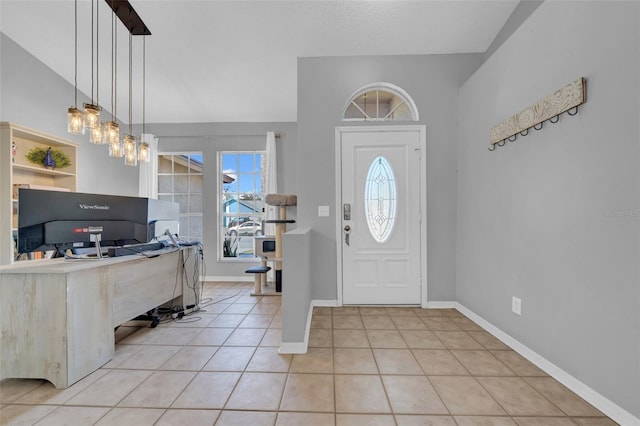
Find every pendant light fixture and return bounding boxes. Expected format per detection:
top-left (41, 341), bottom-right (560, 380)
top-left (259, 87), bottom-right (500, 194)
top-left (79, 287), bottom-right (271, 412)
top-left (138, 140), bottom-right (150, 162)
top-left (105, 2), bottom-right (120, 147)
top-left (89, 0), bottom-right (105, 144)
top-left (123, 32), bottom-right (137, 166)
top-left (66, 0), bottom-right (151, 162)
top-left (123, 134), bottom-right (136, 164)
top-left (108, 11), bottom-right (123, 158)
top-left (67, 0), bottom-right (85, 135)
top-left (137, 35), bottom-right (150, 163)
top-left (84, 0), bottom-right (101, 132)
top-left (84, 105), bottom-right (100, 131)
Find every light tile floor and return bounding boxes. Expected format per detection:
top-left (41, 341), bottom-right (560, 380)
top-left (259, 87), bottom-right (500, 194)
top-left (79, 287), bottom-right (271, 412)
top-left (0, 281), bottom-right (618, 425)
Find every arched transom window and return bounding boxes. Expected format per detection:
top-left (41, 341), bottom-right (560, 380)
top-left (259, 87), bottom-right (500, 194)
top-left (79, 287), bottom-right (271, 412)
top-left (342, 83), bottom-right (419, 122)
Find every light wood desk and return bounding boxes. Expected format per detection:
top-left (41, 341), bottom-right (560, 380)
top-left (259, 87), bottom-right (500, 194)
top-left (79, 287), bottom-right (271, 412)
top-left (0, 246), bottom-right (198, 388)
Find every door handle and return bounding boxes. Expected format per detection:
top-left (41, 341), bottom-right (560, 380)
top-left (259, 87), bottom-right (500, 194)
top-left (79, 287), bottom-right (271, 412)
top-left (343, 225), bottom-right (351, 246)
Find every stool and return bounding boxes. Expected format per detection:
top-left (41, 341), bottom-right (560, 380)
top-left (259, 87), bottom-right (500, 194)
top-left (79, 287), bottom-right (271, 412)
top-left (246, 265), bottom-right (271, 295)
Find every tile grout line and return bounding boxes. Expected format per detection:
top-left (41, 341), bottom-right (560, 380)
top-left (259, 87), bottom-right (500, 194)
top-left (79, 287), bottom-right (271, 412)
top-left (359, 309), bottom-right (400, 420)
top-left (2, 294), bottom-right (617, 425)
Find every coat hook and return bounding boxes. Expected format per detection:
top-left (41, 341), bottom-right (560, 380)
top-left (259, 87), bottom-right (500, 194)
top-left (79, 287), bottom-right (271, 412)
top-left (519, 129), bottom-right (529, 137)
top-left (498, 140), bottom-right (506, 147)
top-left (488, 144), bottom-right (496, 151)
top-left (567, 106), bottom-right (579, 116)
top-left (549, 114), bottom-right (560, 123)
top-left (534, 122), bottom-right (543, 130)
top-left (509, 135), bottom-right (517, 142)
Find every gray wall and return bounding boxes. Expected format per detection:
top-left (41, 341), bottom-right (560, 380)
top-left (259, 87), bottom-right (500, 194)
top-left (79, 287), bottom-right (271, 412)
top-left (282, 228), bottom-right (311, 343)
top-left (0, 32), bottom-right (139, 196)
top-left (0, 33), bottom-right (297, 277)
top-left (483, 0), bottom-right (543, 63)
top-left (457, 1), bottom-right (639, 418)
top-left (147, 122), bottom-right (297, 278)
top-left (297, 54), bottom-right (483, 302)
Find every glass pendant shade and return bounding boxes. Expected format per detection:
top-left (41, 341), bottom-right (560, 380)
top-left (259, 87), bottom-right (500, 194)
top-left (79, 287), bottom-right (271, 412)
top-left (89, 123), bottom-right (105, 144)
top-left (123, 134), bottom-right (137, 166)
top-left (83, 103), bottom-right (101, 129)
top-left (108, 138), bottom-right (123, 158)
top-left (137, 140), bottom-right (150, 163)
top-left (67, 107), bottom-right (85, 134)
top-left (105, 121), bottom-right (120, 144)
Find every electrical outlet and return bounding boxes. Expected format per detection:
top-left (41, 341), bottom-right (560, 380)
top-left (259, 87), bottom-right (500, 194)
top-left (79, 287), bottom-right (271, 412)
top-left (512, 296), bottom-right (522, 315)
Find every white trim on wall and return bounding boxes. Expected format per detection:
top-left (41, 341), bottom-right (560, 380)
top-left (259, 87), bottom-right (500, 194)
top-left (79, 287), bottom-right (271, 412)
top-left (312, 299), bottom-right (339, 307)
top-left (278, 342), bottom-right (307, 354)
top-left (201, 275), bottom-right (253, 283)
top-left (425, 301), bottom-right (457, 309)
top-left (278, 299), bottom-right (338, 354)
top-left (334, 128), bottom-right (344, 306)
top-left (274, 296), bottom-right (639, 425)
top-left (278, 300), bottom-right (315, 354)
top-left (456, 303), bottom-right (640, 426)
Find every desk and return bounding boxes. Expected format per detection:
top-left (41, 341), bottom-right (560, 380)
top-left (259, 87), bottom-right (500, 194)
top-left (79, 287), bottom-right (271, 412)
top-left (0, 247), bottom-right (198, 388)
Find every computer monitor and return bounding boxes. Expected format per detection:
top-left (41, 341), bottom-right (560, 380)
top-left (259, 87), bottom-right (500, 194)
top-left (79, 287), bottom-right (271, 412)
top-left (17, 189), bottom-right (179, 255)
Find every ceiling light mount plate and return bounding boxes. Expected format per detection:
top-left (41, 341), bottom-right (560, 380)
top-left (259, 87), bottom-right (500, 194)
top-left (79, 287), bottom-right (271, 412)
top-left (104, 0), bottom-right (151, 35)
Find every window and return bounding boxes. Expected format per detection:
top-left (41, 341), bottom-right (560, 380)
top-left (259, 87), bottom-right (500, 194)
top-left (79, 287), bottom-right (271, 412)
top-left (365, 156), bottom-right (397, 243)
top-left (219, 151), bottom-right (265, 259)
top-left (157, 153), bottom-right (203, 241)
top-left (342, 82), bottom-right (419, 122)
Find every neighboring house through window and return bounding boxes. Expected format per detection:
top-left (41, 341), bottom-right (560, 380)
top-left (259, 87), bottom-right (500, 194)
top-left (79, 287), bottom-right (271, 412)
top-left (219, 151), bottom-right (265, 259)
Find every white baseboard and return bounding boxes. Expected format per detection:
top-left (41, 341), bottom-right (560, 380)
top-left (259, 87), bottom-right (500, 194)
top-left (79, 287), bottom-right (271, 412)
top-left (201, 275), bottom-right (253, 283)
top-left (279, 300), bottom-right (316, 354)
top-left (456, 303), bottom-right (640, 426)
top-left (278, 299), bottom-right (338, 354)
top-left (425, 301), bottom-right (457, 309)
top-left (279, 299), bottom-right (458, 355)
top-left (274, 295), bottom-right (639, 424)
top-left (278, 342), bottom-right (307, 354)
top-left (312, 299), bottom-right (339, 307)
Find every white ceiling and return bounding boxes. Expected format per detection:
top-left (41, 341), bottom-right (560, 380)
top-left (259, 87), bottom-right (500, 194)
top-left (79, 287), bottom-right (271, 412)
top-left (1, 0), bottom-right (519, 123)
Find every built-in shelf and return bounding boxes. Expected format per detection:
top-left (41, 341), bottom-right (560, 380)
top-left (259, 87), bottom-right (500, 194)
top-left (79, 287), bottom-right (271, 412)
top-left (1, 122), bottom-right (78, 265)
top-left (13, 163), bottom-right (76, 177)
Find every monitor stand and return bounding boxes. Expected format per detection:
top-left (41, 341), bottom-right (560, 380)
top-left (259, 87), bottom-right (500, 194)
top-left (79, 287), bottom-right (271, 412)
top-left (165, 228), bottom-right (180, 247)
top-left (90, 233), bottom-right (103, 259)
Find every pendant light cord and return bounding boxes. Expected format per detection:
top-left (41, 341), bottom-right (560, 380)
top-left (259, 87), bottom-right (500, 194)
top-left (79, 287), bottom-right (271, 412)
top-left (129, 33), bottom-right (133, 135)
top-left (142, 36), bottom-right (146, 136)
top-left (111, 9), bottom-right (114, 120)
top-left (112, 11), bottom-right (117, 120)
top-left (90, 0), bottom-right (94, 104)
top-left (96, 0), bottom-right (99, 107)
top-left (74, 0), bottom-right (78, 107)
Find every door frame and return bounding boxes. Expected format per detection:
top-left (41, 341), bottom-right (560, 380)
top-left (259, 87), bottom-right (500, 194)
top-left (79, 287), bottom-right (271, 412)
top-left (335, 125), bottom-right (428, 307)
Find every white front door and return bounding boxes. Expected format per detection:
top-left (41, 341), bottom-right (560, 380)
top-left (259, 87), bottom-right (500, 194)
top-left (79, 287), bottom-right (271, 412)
top-left (336, 126), bottom-right (425, 305)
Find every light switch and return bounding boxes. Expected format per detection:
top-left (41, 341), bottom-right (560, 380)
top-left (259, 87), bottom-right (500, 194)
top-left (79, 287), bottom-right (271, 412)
top-left (318, 206), bottom-right (330, 217)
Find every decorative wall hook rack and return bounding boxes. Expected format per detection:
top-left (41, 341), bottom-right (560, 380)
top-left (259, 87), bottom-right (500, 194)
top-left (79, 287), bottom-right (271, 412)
top-left (488, 77), bottom-right (586, 151)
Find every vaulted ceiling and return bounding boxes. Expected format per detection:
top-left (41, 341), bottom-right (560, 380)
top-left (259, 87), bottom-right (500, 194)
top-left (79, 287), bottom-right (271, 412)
top-left (1, 0), bottom-right (519, 123)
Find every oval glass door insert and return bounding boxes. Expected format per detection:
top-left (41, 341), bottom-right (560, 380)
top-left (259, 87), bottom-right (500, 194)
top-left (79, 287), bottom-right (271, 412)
top-left (364, 156), bottom-right (397, 243)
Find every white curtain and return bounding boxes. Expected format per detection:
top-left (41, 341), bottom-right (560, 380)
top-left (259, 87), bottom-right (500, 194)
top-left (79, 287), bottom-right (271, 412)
top-left (264, 131), bottom-right (278, 236)
top-left (138, 133), bottom-right (159, 198)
